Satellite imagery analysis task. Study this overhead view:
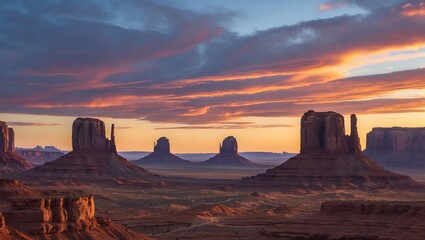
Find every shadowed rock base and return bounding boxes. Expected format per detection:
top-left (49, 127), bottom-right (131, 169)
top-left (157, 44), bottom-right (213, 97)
top-left (27, 151), bottom-right (155, 180)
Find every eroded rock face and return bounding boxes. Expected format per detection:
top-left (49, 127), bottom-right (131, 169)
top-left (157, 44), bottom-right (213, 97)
top-left (220, 136), bottom-right (238, 154)
top-left (0, 122), bottom-right (34, 176)
top-left (4, 196), bottom-right (95, 234)
top-left (7, 128), bottom-right (14, 153)
top-left (154, 137), bottom-right (170, 153)
top-left (0, 212), bottom-right (4, 229)
top-left (247, 110), bottom-right (414, 188)
top-left (0, 122), bottom-right (8, 153)
top-left (72, 118), bottom-right (116, 153)
top-left (321, 200), bottom-right (425, 215)
top-left (366, 127), bottom-right (425, 151)
top-left (300, 110), bottom-right (361, 154)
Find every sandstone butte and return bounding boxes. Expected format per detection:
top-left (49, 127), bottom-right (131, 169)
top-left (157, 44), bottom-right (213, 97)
top-left (26, 117), bottom-right (156, 180)
top-left (135, 136), bottom-right (193, 165)
top-left (202, 136), bottom-right (260, 167)
top-left (0, 121), bottom-right (34, 177)
top-left (364, 127), bottom-right (425, 169)
top-left (0, 179), bottom-right (149, 239)
top-left (245, 110), bottom-right (417, 188)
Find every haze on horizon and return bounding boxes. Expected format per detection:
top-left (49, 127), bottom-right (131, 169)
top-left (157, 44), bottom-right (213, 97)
top-left (1, 0), bottom-right (425, 153)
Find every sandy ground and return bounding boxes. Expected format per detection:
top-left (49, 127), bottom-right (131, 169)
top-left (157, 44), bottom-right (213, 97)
top-left (19, 166), bottom-right (425, 239)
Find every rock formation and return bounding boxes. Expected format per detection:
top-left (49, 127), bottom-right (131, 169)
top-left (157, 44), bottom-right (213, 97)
top-left (321, 200), bottom-right (425, 215)
top-left (0, 122), bottom-right (34, 177)
top-left (202, 136), bottom-right (260, 167)
top-left (364, 127), bottom-right (425, 168)
top-left (246, 110), bottom-right (415, 188)
top-left (27, 118), bottom-right (156, 180)
top-left (16, 146), bottom-right (65, 165)
top-left (72, 118), bottom-right (116, 153)
top-left (135, 137), bottom-right (193, 165)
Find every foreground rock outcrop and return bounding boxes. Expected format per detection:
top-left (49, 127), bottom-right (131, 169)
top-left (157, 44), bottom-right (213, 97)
top-left (16, 146), bottom-right (64, 165)
top-left (0, 122), bottom-right (34, 177)
top-left (202, 136), bottom-right (260, 167)
top-left (0, 180), bottom-right (149, 240)
top-left (246, 110), bottom-right (415, 188)
top-left (364, 127), bottom-right (425, 168)
top-left (135, 137), bottom-right (193, 165)
top-left (27, 118), bottom-right (155, 180)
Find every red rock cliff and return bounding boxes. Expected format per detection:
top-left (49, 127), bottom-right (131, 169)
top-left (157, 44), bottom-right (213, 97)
top-left (72, 118), bottom-right (116, 153)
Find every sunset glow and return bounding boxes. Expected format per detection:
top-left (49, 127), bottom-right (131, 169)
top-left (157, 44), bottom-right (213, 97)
top-left (1, 0), bottom-right (425, 153)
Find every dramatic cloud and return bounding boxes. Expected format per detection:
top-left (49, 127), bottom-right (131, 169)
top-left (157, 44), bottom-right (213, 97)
top-left (1, 0), bottom-right (425, 126)
top-left (7, 122), bottom-right (60, 127)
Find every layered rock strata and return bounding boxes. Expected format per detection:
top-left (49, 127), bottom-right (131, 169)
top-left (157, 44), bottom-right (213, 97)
top-left (247, 110), bottom-right (415, 188)
top-left (364, 127), bottom-right (425, 168)
top-left (0, 122), bottom-right (33, 177)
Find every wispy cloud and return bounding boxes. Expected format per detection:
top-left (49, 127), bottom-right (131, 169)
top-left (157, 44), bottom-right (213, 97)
top-left (155, 124), bottom-right (293, 130)
top-left (7, 122), bottom-right (60, 127)
top-left (1, 0), bottom-right (425, 125)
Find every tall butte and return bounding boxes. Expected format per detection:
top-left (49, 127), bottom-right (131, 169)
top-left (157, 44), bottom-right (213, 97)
top-left (246, 110), bottom-right (416, 188)
top-left (135, 137), bottom-right (193, 165)
top-left (27, 118), bottom-right (154, 180)
top-left (0, 121), bottom-right (34, 177)
top-left (202, 136), bottom-right (259, 167)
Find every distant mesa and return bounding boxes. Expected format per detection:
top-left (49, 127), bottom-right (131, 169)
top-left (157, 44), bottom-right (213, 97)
top-left (27, 118), bottom-right (155, 180)
top-left (134, 137), bottom-right (193, 165)
top-left (246, 110), bottom-right (416, 188)
top-left (16, 145), bottom-right (65, 165)
top-left (201, 136), bottom-right (260, 167)
top-left (364, 127), bottom-right (425, 169)
top-left (0, 121), bottom-right (34, 177)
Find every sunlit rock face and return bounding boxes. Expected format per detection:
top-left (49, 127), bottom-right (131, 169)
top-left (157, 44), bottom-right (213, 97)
top-left (364, 127), bottom-right (425, 168)
top-left (300, 110), bottom-right (361, 154)
top-left (72, 118), bottom-right (116, 153)
top-left (246, 110), bottom-right (415, 189)
top-left (0, 122), bottom-right (34, 177)
top-left (27, 117), bottom-right (154, 180)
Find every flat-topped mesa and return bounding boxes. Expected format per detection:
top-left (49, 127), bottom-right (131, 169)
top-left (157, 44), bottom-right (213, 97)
top-left (154, 137), bottom-right (171, 153)
top-left (366, 127), bottom-right (425, 151)
top-left (300, 110), bottom-right (361, 155)
top-left (72, 118), bottom-right (117, 153)
top-left (220, 136), bottom-right (238, 154)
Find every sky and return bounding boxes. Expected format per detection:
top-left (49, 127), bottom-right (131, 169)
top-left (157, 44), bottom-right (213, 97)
top-left (1, 0), bottom-right (425, 153)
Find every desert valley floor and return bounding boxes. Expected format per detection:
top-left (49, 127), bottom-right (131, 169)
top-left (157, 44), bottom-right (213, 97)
top-left (16, 167), bottom-right (425, 240)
